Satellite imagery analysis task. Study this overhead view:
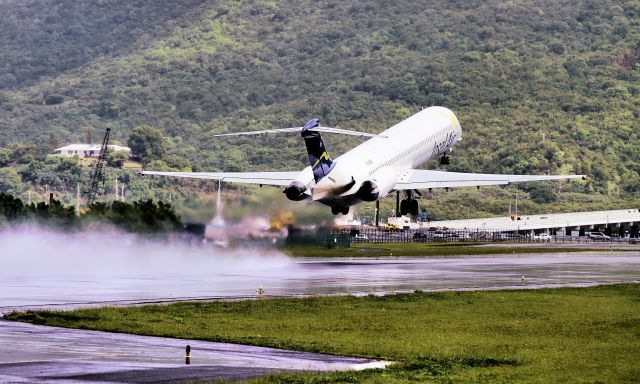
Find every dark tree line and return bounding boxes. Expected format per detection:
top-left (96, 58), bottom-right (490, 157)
top-left (0, 192), bottom-right (181, 233)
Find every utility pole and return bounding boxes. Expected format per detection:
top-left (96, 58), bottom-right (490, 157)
top-left (76, 183), bottom-right (81, 216)
top-left (86, 128), bottom-right (111, 204)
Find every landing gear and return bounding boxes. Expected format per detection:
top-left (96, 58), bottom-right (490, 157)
top-left (440, 154), bottom-right (450, 165)
top-left (400, 199), bottom-right (419, 216)
top-left (398, 190), bottom-right (420, 216)
top-left (331, 206), bottom-right (350, 215)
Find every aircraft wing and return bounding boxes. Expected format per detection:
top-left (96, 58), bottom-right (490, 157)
top-left (394, 169), bottom-right (586, 190)
top-left (141, 171), bottom-right (300, 187)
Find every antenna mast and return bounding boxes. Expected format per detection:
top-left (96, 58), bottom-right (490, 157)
top-left (86, 128), bottom-right (111, 204)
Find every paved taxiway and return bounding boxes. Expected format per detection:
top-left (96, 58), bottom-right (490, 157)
top-left (0, 320), bottom-right (386, 383)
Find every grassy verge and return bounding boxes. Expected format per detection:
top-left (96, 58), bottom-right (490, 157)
top-left (6, 284), bottom-right (640, 383)
top-left (281, 242), bottom-right (604, 257)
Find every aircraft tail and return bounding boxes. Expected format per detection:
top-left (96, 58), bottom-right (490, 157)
top-left (301, 118), bottom-right (335, 182)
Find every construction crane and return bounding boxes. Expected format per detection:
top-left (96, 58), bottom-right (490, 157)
top-left (86, 128), bottom-right (111, 204)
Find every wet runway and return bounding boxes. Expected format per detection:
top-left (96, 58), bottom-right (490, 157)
top-left (2, 251), bottom-right (640, 313)
top-left (2, 228), bottom-right (639, 383)
top-left (1, 253), bottom-right (637, 383)
top-left (3, 227), bottom-right (639, 312)
top-left (0, 320), bottom-right (386, 383)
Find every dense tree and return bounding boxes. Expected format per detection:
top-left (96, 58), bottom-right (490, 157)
top-left (164, 154), bottom-right (191, 171)
top-left (48, 133), bottom-right (62, 150)
top-left (144, 159), bottom-right (173, 171)
top-left (518, 183), bottom-right (558, 204)
top-left (0, 168), bottom-right (22, 194)
top-left (0, 192), bottom-right (25, 219)
top-left (127, 125), bottom-right (167, 164)
top-left (107, 150), bottom-right (130, 168)
top-left (82, 199), bottom-right (181, 232)
top-left (0, 148), bottom-right (11, 166)
top-left (18, 157), bottom-right (83, 192)
top-left (0, 192), bottom-right (181, 233)
top-left (9, 144), bottom-right (44, 164)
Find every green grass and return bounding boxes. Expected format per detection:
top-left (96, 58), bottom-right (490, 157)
top-left (282, 243), bottom-right (605, 257)
top-left (6, 284), bottom-right (640, 383)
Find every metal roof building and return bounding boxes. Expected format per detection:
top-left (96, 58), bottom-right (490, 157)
top-left (427, 208), bottom-right (640, 237)
top-left (53, 144), bottom-right (131, 158)
top-left (388, 208), bottom-right (640, 237)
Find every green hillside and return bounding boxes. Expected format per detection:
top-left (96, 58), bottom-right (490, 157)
top-left (0, 0), bottom-right (209, 89)
top-left (0, 0), bottom-right (639, 213)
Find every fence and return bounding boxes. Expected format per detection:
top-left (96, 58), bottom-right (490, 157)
top-left (330, 227), bottom-right (638, 245)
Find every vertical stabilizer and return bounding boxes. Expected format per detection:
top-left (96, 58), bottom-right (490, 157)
top-left (301, 118), bottom-right (335, 182)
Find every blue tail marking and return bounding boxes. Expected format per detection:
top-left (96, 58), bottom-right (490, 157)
top-left (301, 118), bottom-right (334, 182)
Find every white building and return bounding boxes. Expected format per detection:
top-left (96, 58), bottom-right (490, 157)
top-left (387, 208), bottom-right (640, 237)
top-left (53, 144), bottom-right (131, 158)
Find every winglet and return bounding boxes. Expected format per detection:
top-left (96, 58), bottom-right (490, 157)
top-left (301, 118), bottom-right (335, 182)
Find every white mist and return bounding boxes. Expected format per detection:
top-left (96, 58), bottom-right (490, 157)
top-left (0, 225), bottom-right (295, 309)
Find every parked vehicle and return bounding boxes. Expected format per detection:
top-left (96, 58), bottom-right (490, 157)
top-left (588, 232), bottom-right (611, 241)
top-left (493, 233), bottom-right (523, 241)
top-left (352, 233), bottom-right (369, 242)
top-left (533, 233), bottom-right (551, 241)
top-left (413, 232), bottom-right (430, 242)
top-left (458, 232), bottom-right (473, 241)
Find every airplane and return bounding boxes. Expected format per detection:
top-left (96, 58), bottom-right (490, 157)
top-left (143, 106), bottom-right (585, 216)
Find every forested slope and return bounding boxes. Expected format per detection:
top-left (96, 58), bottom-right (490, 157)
top-left (0, 0), bottom-right (209, 89)
top-left (0, 0), bottom-right (638, 196)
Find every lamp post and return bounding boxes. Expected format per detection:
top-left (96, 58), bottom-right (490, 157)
top-left (467, 206), bottom-right (470, 229)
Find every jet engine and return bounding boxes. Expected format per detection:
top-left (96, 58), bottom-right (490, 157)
top-left (355, 166), bottom-right (397, 202)
top-left (283, 181), bottom-right (308, 201)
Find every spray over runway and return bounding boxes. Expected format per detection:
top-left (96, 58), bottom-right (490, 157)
top-left (0, 225), bottom-right (294, 308)
top-left (1, 225), bottom-right (640, 312)
top-left (0, 226), bottom-right (394, 383)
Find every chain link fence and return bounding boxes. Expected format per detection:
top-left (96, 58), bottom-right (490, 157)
top-left (328, 227), bottom-right (639, 247)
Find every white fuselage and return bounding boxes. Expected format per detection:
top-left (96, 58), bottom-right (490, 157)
top-left (294, 106), bottom-right (462, 208)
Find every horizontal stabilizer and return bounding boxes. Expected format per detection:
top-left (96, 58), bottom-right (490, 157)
top-left (213, 126), bottom-right (384, 138)
top-left (394, 169), bottom-right (586, 190)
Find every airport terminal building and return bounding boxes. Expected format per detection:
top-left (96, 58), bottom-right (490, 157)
top-left (350, 208), bottom-right (640, 243)
top-left (424, 208), bottom-right (640, 238)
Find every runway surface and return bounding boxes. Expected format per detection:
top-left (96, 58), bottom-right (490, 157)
top-left (2, 228), bottom-right (639, 383)
top-left (2, 251), bottom-right (640, 313)
top-left (0, 320), bottom-right (386, 383)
